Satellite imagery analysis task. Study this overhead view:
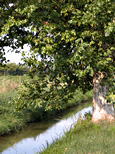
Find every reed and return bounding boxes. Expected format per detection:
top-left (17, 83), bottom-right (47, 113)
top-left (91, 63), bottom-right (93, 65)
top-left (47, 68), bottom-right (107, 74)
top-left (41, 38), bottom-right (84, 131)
top-left (0, 75), bottom-right (22, 93)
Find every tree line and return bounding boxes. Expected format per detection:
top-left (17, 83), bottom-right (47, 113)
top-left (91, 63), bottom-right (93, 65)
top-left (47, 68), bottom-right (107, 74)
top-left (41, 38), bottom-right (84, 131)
top-left (0, 63), bottom-right (29, 76)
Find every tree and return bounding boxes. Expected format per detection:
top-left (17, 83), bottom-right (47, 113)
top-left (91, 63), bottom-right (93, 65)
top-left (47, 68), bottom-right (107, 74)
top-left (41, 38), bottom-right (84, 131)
top-left (0, 63), bottom-right (29, 75)
top-left (0, 0), bottom-right (115, 122)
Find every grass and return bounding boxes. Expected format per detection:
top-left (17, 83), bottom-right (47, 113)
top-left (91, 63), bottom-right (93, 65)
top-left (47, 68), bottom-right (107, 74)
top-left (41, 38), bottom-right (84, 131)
top-left (40, 117), bottom-right (115, 154)
top-left (0, 75), bottom-right (35, 135)
top-left (67, 89), bottom-right (93, 108)
top-left (0, 75), bottom-right (23, 93)
top-left (0, 90), bottom-right (32, 136)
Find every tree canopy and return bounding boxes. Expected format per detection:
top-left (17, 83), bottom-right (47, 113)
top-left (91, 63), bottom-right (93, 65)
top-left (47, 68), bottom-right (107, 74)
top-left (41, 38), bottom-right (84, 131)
top-left (0, 0), bottom-right (115, 112)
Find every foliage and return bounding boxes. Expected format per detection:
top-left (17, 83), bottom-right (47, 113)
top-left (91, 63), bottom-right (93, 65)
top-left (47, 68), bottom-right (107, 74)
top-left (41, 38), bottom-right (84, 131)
top-left (0, 0), bottom-right (115, 110)
top-left (0, 76), bottom-right (92, 136)
top-left (12, 74), bottom-right (92, 110)
top-left (0, 63), bottom-right (29, 76)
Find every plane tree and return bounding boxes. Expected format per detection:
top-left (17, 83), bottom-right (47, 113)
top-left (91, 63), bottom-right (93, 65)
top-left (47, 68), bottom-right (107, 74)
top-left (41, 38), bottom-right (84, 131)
top-left (0, 0), bottom-right (115, 122)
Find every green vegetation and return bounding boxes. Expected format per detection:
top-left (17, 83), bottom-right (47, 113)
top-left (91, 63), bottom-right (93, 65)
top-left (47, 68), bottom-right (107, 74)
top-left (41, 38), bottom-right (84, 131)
top-left (0, 63), bottom-right (29, 76)
top-left (1, 0), bottom-right (114, 122)
top-left (0, 75), bottom-right (92, 136)
top-left (0, 0), bottom-right (115, 152)
top-left (13, 74), bottom-right (93, 111)
top-left (0, 75), bottom-right (23, 93)
top-left (40, 117), bottom-right (115, 154)
top-left (0, 75), bottom-right (33, 135)
top-left (0, 90), bottom-right (32, 136)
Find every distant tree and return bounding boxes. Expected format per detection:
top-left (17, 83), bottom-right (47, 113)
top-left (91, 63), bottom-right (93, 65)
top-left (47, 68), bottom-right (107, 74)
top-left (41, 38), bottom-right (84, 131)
top-left (0, 63), bottom-right (29, 75)
top-left (0, 0), bottom-right (115, 122)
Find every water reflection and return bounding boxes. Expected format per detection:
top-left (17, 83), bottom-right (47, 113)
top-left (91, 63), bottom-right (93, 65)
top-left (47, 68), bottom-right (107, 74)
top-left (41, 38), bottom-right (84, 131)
top-left (0, 106), bottom-right (92, 154)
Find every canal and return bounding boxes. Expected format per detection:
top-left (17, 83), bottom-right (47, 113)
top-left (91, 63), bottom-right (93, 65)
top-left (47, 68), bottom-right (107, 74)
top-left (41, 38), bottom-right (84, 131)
top-left (0, 103), bottom-right (92, 154)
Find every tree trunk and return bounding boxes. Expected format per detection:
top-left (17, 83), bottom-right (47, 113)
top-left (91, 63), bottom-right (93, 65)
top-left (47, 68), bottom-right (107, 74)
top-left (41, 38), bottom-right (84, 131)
top-left (92, 72), bottom-right (115, 123)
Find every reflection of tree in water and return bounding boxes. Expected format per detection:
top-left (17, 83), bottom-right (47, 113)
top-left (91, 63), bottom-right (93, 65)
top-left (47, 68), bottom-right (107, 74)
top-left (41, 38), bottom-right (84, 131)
top-left (0, 122), bottom-right (52, 153)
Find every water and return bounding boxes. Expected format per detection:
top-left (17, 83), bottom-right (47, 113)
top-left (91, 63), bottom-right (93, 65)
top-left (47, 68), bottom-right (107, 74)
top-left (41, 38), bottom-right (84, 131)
top-left (0, 106), bottom-right (92, 154)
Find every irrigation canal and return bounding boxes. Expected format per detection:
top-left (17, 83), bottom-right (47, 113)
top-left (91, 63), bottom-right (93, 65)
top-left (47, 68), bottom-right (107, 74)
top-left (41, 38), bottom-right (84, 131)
top-left (0, 105), bottom-right (92, 154)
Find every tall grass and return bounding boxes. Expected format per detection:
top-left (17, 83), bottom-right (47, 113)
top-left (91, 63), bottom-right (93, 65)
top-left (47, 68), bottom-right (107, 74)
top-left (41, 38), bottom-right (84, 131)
top-left (67, 89), bottom-right (92, 108)
top-left (0, 75), bottom-right (33, 136)
top-left (0, 90), bottom-right (32, 136)
top-left (0, 75), bottom-right (23, 93)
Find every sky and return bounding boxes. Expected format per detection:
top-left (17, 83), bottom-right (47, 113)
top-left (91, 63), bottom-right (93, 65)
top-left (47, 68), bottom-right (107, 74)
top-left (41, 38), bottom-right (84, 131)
top-left (4, 45), bottom-right (30, 64)
top-left (5, 51), bottom-right (22, 64)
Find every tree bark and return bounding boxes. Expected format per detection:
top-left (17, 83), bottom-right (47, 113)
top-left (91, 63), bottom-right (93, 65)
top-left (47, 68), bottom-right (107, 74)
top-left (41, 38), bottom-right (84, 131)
top-left (92, 72), bottom-right (115, 123)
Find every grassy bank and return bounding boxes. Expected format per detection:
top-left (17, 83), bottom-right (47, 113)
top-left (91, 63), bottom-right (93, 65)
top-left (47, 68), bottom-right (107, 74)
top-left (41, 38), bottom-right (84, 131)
top-left (40, 117), bottom-right (115, 154)
top-left (0, 75), bottom-right (31, 135)
top-left (0, 75), bottom-right (93, 136)
top-left (0, 90), bottom-right (32, 136)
